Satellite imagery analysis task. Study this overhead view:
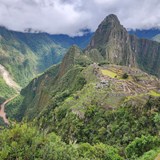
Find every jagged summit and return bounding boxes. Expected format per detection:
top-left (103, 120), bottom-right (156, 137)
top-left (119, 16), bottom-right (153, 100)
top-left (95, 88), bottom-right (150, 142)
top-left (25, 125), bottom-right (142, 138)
top-left (102, 14), bottom-right (120, 26)
top-left (88, 14), bottom-right (122, 45)
top-left (88, 14), bottom-right (122, 44)
top-left (87, 14), bottom-right (135, 66)
top-left (86, 14), bottom-right (160, 77)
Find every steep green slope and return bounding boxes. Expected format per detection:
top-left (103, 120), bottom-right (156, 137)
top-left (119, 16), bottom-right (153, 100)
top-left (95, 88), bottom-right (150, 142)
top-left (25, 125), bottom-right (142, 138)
top-left (0, 27), bottom-right (93, 88)
top-left (13, 32), bottom-right (66, 72)
top-left (130, 35), bottom-right (160, 77)
top-left (0, 123), bottom-right (123, 160)
top-left (6, 46), bottom-right (90, 121)
top-left (0, 63), bottom-right (20, 104)
top-left (0, 27), bottom-right (66, 87)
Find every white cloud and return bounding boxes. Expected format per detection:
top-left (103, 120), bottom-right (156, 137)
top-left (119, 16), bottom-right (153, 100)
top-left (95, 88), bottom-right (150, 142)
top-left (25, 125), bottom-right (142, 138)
top-left (0, 0), bottom-right (160, 35)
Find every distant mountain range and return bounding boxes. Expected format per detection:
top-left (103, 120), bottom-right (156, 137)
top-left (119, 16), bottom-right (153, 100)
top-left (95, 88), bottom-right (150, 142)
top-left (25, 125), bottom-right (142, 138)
top-left (129, 28), bottom-right (160, 39)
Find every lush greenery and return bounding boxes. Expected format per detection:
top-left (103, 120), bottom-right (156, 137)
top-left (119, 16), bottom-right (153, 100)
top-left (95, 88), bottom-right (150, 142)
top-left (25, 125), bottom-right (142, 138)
top-left (0, 76), bottom-right (16, 102)
top-left (2, 96), bottom-right (160, 159)
top-left (0, 123), bottom-right (123, 160)
top-left (2, 45), bottom-right (160, 159)
top-left (0, 27), bottom-right (92, 87)
top-left (0, 27), bottom-right (67, 87)
top-left (5, 95), bottom-right (24, 121)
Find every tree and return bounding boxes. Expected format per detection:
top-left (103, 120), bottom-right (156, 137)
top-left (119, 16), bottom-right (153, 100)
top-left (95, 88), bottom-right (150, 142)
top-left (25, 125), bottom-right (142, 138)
top-left (125, 135), bottom-right (160, 158)
top-left (122, 73), bottom-right (129, 79)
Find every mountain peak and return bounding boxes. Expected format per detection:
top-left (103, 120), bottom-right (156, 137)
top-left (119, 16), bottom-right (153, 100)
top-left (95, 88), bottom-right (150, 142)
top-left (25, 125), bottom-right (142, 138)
top-left (87, 14), bottom-right (136, 66)
top-left (98, 14), bottom-right (121, 32)
top-left (87, 14), bottom-right (123, 50)
top-left (58, 45), bottom-right (82, 77)
top-left (103, 14), bottom-right (120, 25)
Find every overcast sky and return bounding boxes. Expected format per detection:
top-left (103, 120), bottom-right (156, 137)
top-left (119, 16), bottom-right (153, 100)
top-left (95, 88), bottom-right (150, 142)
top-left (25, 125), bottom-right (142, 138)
top-left (0, 0), bottom-right (160, 36)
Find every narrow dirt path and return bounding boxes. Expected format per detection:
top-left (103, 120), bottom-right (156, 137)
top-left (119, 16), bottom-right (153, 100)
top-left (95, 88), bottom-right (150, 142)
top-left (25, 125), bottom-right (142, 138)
top-left (0, 95), bottom-right (18, 125)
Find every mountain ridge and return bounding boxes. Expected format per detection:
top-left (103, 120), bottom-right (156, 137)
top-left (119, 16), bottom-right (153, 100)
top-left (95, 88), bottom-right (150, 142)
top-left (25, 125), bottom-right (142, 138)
top-left (0, 26), bottom-right (93, 103)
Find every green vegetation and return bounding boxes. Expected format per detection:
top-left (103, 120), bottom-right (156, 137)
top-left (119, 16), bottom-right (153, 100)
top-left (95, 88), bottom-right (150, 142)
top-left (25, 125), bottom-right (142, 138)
top-left (0, 27), bottom-right (92, 88)
top-left (5, 95), bottom-right (24, 121)
top-left (125, 135), bottom-right (160, 159)
top-left (3, 58), bottom-right (160, 159)
top-left (0, 27), bottom-right (66, 87)
top-left (149, 90), bottom-right (160, 97)
top-left (0, 76), bottom-right (16, 101)
top-left (2, 95), bottom-right (160, 159)
top-left (0, 123), bottom-right (123, 160)
top-left (122, 73), bottom-right (129, 79)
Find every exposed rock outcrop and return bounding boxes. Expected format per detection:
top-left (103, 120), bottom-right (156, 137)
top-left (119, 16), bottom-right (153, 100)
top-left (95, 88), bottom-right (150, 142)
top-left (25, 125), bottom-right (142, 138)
top-left (87, 14), bottom-right (160, 77)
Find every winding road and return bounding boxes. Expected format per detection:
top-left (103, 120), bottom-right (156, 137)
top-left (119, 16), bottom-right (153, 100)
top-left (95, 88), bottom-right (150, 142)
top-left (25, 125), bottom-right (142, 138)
top-left (0, 95), bottom-right (18, 125)
top-left (0, 64), bottom-right (21, 124)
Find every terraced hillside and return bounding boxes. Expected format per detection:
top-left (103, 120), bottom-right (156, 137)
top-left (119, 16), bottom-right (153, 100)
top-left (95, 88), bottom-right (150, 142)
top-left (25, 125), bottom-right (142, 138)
top-left (96, 64), bottom-right (160, 105)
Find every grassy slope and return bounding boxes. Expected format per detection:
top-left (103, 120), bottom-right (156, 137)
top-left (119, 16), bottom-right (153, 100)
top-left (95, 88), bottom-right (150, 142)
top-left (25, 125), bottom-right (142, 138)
top-left (0, 27), bottom-right (67, 87)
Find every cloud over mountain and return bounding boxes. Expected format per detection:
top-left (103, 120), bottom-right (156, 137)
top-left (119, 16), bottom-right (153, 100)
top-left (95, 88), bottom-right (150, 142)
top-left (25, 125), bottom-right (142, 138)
top-left (0, 0), bottom-right (160, 35)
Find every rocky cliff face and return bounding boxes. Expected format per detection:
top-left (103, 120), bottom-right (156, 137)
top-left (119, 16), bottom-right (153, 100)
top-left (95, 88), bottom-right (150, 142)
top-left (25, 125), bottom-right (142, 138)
top-left (87, 14), bottom-right (136, 66)
top-left (87, 14), bottom-right (160, 77)
top-left (130, 34), bottom-right (160, 77)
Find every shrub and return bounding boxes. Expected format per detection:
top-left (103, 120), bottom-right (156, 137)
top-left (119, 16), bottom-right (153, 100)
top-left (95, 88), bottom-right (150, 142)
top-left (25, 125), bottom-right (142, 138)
top-left (122, 73), bottom-right (128, 79)
top-left (125, 135), bottom-right (160, 158)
